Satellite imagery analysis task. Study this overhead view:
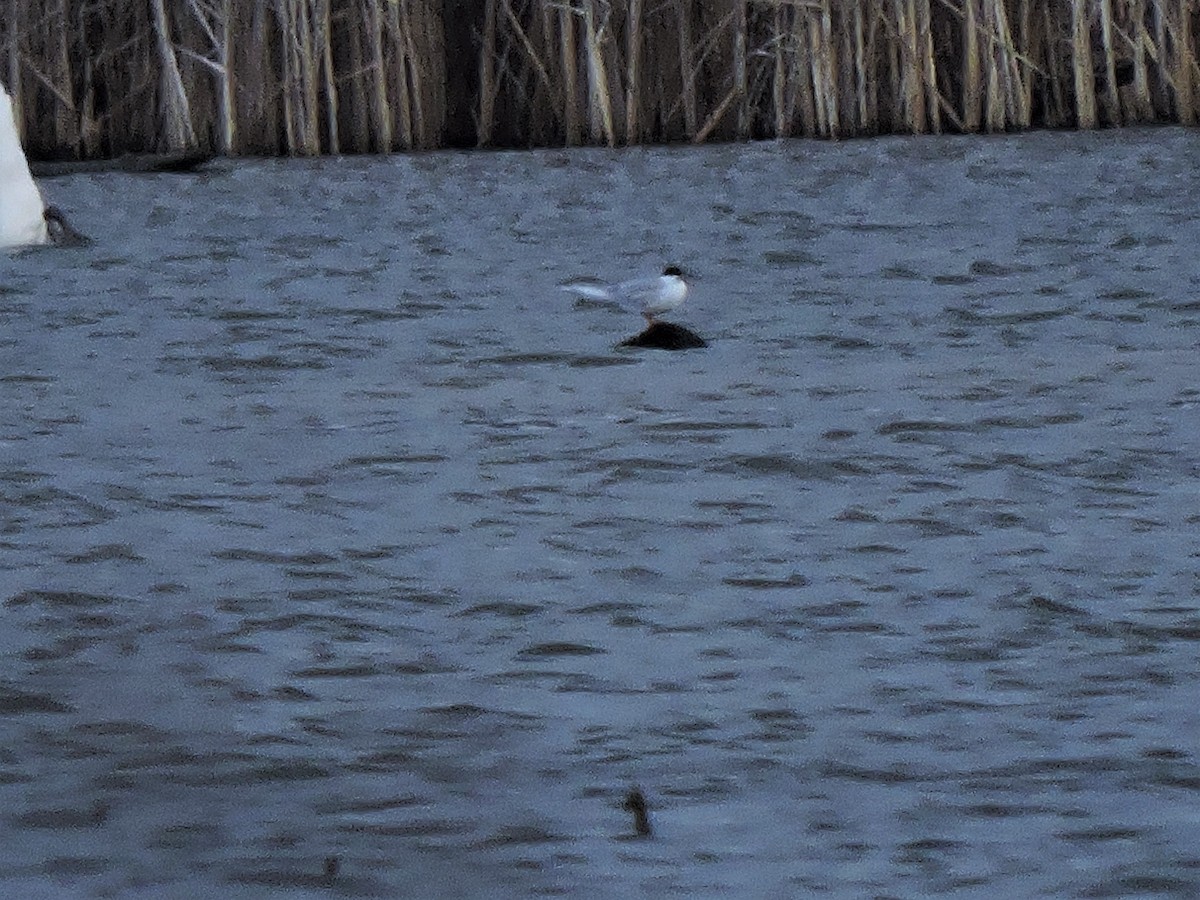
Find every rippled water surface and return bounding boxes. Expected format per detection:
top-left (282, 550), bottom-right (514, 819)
top-left (4, 129), bottom-right (1200, 897)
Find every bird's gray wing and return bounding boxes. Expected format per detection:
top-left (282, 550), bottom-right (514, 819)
top-left (611, 276), bottom-right (661, 311)
top-left (559, 279), bottom-right (615, 301)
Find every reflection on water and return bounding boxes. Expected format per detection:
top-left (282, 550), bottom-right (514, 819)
top-left (3, 129), bottom-right (1200, 896)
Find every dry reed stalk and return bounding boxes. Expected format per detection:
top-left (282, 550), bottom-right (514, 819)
top-left (277, 2), bottom-right (296, 150)
top-left (478, 0), bottom-right (498, 145)
top-left (505, 0), bottom-right (555, 144)
top-left (423, 0), bottom-right (444, 147)
top-left (183, 0), bottom-right (236, 152)
top-left (983, 0), bottom-right (1003, 131)
top-left (219, 0), bottom-right (237, 153)
top-left (987, 0), bottom-right (1020, 131)
top-left (44, 0), bottom-right (76, 149)
top-left (1098, 0), bottom-right (1121, 122)
top-left (1129, 0), bottom-right (1155, 119)
top-left (506, 0), bottom-right (550, 144)
top-left (366, 0), bottom-right (392, 151)
top-left (773, 2), bottom-right (788, 137)
top-left (538, 1), bottom-right (556, 137)
top-left (298, 0), bottom-right (322, 152)
top-left (1169, 0), bottom-right (1197, 123)
top-left (693, 83), bottom-right (737, 142)
top-left (74, 1), bottom-right (99, 156)
top-left (1012, 0), bottom-right (1033, 127)
top-left (963, 0), bottom-right (981, 129)
top-left (1018, 0), bottom-right (1045, 117)
top-left (386, 0), bottom-right (413, 149)
top-left (342, 5), bottom-right (370, 151)
top-left (733, 0), bottom-right (748, 138)
top-left (851, 0), bottom-right (871, 132)
top-left (296, 0), bottom-right (318, 152)
top-left (866, 0), bottom-right (885, 132)
top-left (292, 0), bottom-right (311, 151)
top-left (1026, 4), bottom-right (1055, 125)
top-left (425, 3), bottom-right (448, 147)
top-left (773, 0), bottom-right (808, 137)
top-left (4, 0), bottom-right (30, 148)
top-left (880, 3), bottom-right (899, 128)
top-left (1071, 0), bottom-right (1097, 127)
top-left (677, 0), bottom-right (699, 136)
top-left (408, 0), bottom-right (435, 148)
top-left (805, 1), bottom-right (823, 135)
top-left (502, 0), bottom-right (555, 113)
top-left (582, 0), bottom-right (615, 146)
top-left (626, 0), bottom-right (643, 142)
top-left (150, 0), bottom-right (196, 149)
top-left (1152, 0), bottom-right (1168, 116)
top-left (558, 5), bottom-right (582, 145)
top-left (789, 3), bottom-right (817, 135)
top-left (823, 0), bottom-right (842, 135)
top-left (916, 0), bottom-right (940, 132)
top-left (317, 0), bottom-right (337, 153)
top-left (897, 0), bottom-right (927, 131)
top-left (231, 0), bottom-right (258, 151)
top-left (606, 4), bottom-right (627, 140)
top-left (807, 5), bottom-right (827, 134)
top-left (839, 4), bottom-right (855, 130)
top-left (947, 0), bottom-right (1030, 131)
top-left (643, 0), bottom-right (682, 140)
top-left (410, 0), bottom-right (438, 148)
top-left (677, 5), bottom-right (738, 140)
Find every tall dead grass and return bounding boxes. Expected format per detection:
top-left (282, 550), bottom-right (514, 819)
top-left (1, 0), bottom-right (1197, 156)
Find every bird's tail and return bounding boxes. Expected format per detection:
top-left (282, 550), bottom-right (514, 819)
top-left (559, 281), bottom-right (614, 301)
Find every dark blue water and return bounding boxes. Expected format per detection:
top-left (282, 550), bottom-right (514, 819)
top-left (3, 128), bottom-right (1200, 897)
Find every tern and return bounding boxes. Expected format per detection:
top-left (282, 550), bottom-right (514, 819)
top-left (561, 265), bottom-right (688, 324)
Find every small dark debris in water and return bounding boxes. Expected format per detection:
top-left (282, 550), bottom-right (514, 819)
top-left (1029, 595), bottom-right (1087, 617)
top-left (323, 855), bottom-right (340, 881)
top-left (623, 788), bottom-right (653, 838)
top-left (17, 801), bottom-right (109, 829)
top-left (44, 206), bottom-right (93, 247)
top-left (619, 321), bottom-right (707, 351)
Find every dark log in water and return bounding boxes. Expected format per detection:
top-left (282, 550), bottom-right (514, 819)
top-left (619, 322), bottom-right (707, 352)
top-left (31, 151), bottom-right (215, 178)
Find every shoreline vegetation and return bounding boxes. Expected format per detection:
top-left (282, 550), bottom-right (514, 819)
top-left (2, 0), bottom-right (1197, 160)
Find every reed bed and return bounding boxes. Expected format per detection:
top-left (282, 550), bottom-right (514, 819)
top-left (1, 0), bottom-right (1197, 157)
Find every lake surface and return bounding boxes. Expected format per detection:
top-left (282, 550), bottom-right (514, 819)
top-left (3, 128), bottom-right (1200, 898)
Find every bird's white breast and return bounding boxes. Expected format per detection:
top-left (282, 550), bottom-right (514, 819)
top-left (645, 276), bottom-right (687, 315)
